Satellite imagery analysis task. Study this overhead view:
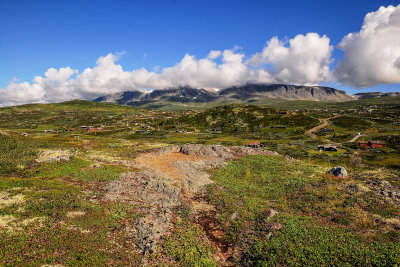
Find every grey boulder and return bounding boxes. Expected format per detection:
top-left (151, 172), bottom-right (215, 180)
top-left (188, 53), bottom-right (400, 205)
top-left (328, 166), bottom-right (348, 178)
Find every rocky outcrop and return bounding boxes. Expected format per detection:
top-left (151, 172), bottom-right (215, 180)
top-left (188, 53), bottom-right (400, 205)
top-left (104, 144), bottom-right (280, 255)
top-left (104, 169), bottom-right (181, 254)
top-left (179, 144), bottom-right (278, 159)
top-left (328, 166), bottom-right (348, 178)
top-left (36, 149), bottom-right (71, 163)
top-left (176, 145), bottom-right (278, 193)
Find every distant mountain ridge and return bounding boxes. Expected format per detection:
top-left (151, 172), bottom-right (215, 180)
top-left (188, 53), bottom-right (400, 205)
top-left (93, 84), bottom-right (397, 107)
top-left (354, 92), bottom-right (400, 99)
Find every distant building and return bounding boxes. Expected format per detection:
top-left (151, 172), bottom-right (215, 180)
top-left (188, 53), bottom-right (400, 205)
top-left (246, 141), bottom-right (265, 148)
top-left (21, 133), bottom-right (28, 137)
top-left (318, 145), bottom-right (338, 152)
top-left (358, 141), bottom-right (383, 147)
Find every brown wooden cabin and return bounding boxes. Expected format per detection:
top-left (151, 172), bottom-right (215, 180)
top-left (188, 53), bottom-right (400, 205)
top-left (358, 141), bottom-right (383, 147)
top-left (246, 141), bottom-right (265, 148)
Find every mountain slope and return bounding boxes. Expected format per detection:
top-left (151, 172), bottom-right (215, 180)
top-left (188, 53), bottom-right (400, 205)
top-left (94, 86), bottom-right (218, 106)
top-left (93, 84), bottom-right (356, 107)
top-left (219, 84), bottom-right (353, 102)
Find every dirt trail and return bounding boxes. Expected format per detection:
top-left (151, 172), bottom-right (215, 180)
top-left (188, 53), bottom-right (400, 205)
top-left (306, 115), bottom-right (339, 140)
top-left (348, 134), bottom-right (363, 143)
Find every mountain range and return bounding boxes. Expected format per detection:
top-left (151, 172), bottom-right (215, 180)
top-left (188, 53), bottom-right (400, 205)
top-left (93, 84), bottom-right (399, 108)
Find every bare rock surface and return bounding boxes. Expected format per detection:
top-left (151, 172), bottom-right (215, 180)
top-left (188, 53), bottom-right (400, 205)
top-left (104, 169), bottom-right (181, 254)
top-left (179, 144), bottom-right (278, 160)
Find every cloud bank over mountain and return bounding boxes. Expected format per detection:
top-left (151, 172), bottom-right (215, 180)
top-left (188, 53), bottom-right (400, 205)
top-left (0, 4), bottom-right (399, 106)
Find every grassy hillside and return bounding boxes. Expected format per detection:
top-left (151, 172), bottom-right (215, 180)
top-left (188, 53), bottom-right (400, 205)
top-left (207, 155), bottom-right (400, 265)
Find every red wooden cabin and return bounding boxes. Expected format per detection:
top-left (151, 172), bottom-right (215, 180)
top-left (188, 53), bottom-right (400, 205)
top-left (358, 141), bottom-right (383, 147)
top-left (358, 141), bottom-right (369, 147)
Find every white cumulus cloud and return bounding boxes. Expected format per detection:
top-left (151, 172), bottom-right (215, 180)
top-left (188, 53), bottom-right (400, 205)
top-left (248, 33), bottom-right (334, 85)
top-left (334, 4), bottom-right (400, 87)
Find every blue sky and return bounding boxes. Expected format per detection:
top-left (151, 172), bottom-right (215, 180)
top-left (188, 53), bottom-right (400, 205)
top-left (0, 0), bottom-right (399, 105)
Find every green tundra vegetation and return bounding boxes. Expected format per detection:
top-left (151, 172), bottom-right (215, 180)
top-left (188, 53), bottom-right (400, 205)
top-left (0, 97), bottom-right (399, 265)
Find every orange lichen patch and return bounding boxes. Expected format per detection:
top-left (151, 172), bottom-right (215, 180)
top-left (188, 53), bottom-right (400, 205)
top-left (135, 152), bottom-right (209, 181)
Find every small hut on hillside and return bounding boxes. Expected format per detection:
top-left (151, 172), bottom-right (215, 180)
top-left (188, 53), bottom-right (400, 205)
top-left (318, 145), bottom-right (338, 152)
top-left (246, 141), bottom-right (265, 148)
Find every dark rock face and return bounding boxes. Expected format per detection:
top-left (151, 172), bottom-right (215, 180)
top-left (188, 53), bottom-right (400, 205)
top-left (328, 166), bottom-right (348, 178)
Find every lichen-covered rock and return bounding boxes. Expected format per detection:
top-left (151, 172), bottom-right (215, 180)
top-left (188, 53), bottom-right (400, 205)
top-left (178, 144), bottom-right (278, 159)
top-left (328, 166), bottom-right (348, 178)
top-left (179, 144), bottom-right (233, 159)
top-left (36, 149), bottom-right (71, 163)
top-left (104, 170), bottom-right (181, 254)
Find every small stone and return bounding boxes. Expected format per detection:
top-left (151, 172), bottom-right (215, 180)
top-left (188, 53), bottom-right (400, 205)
top-left (270, 223), bottom-right (282, 231)
top-left (267, 209), bottom-right (277, 221)
top-left (230, 212), bottom-right (238, 220)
